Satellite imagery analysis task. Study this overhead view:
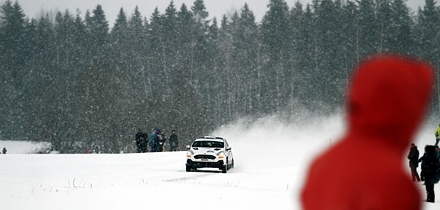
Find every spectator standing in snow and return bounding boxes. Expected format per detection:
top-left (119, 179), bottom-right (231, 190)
top-left (149, 128), bottom-right (157, 152)
top-left (169, 130), bottom-right (178, 151)
top-left (137, 129), bottom-right (148, 153)
top-left (419, 145), bottom-right (440, 202)
top-left (157, 129), bottom-right (166, 152)
top-left (135, 129), bottom-right (144, 153)
top-left (141, 131), bottom-right (149, 153)
top-left (94, 145), bottom-right (100, 154)
top-left (301, 54), bottom-right (434, 209)
top-left (407, 143), bottom-right (420, 182)
top-left (435, 124), bottom-right (440, 146)
top-left (2, 147), bottom-right (6, 154)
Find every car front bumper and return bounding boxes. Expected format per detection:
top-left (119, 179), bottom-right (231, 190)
top-left (186, 159), bottom-right (224, 168)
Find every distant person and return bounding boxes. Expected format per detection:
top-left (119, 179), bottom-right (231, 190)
top-left (2, 147), bottom-right (6, 154)
top-left (301, 54), bottom-right (434, 209)
top-left (435, 124), bottom-right (440, 146)
top-left (157, 129), bottom-right (166, 152)
top-left (407, 143), bottom-right (420, 182)
top-left (135, 129), bottom-right (144, 153)
top-left (94, 145), bottom-right (100, 154)
top-left (419, 145), bottom-right (440, 202)
top-left (169, 130), bottom-right (178, 151)
top-left (135, 129), bottom-right (148, 153)
top-left (141, 131), bottom-right (148, 153)
top-left (149, 128), bottom-right (158, 152)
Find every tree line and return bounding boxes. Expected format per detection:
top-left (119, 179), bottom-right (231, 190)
top-left (0, 0), bottom-right (438, 153)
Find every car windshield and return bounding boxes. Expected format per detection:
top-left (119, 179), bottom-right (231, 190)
top-left (192, 141), bottom-right (224, 148)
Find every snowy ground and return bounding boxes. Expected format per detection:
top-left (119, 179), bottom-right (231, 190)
top-left (0, 114), bottom-right (439, 210)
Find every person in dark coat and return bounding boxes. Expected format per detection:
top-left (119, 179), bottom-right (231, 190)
top-left (149, 128), bottom-right (158, 152)
top-left (2, 147), bottom-right (6, 154)
top-left (135, 129), bottom-right (144, 153)
top-left (407, 143), bottom-right (420, 182)
top-left (141, 132), bottom-right (149, 153)
top-left (157, 129), bottom-right (166, 152)
top-left (419, 145), bottom-right (440, 202)
top-left (169, 130), bottom-right (178, 151)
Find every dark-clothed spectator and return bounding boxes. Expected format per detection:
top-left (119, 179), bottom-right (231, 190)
top-left (140, 133), bottom-right (148, 153)
top-left (2, 147), bottom-right (6, 154)
top-left (419, 145), bottom-right (440, 202)
top-left (407, 143), bottom-right (420, 182)
top-left (157, 129), bottom-right (166, 152)
top-left (301, 54), bottom-right (434, 209)
top-left (149, 128), bottom-right (158, 152)
top-left (169, 130), bottom-right (178, 151)
top-left (135, 129), bottom-right (146, 153)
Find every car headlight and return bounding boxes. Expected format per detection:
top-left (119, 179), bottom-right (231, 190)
top-left (218, 152), bottom-right (225, 159)
top-left (186, 150), bottom-right (193, 158)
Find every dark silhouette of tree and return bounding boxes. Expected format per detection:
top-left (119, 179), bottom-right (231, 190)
top-left (261, 0), bottom-right (291, 113)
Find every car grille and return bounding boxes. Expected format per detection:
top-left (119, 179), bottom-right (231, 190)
top-left (194, 154), bottom-right (216, 160)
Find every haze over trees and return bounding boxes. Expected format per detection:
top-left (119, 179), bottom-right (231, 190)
top-left (0, 0), bottom-right (438, 153)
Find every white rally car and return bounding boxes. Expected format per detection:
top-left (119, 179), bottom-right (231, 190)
top-left (186, 136), bottom-right (234, 173)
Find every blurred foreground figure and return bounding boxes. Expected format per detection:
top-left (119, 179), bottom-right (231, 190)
top-left (301, 54), bottom-right (434, 209)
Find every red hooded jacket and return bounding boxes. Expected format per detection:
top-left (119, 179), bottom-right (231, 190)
top-left (301, 55), bottom-right (434, 210)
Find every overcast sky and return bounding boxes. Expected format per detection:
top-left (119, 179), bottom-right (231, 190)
top-left (15, 0), bottom-right (425, 26)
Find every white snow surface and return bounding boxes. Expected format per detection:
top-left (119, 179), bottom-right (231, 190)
top-left (0, 114), bottom-right (439, 210)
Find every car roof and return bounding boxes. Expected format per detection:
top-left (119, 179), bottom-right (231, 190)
top-left (195, 136), bottom-right (225, 142)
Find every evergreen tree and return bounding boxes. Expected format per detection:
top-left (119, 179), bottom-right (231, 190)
top-left (376, 0), bottom-right (393, 52)
top-left (24, 14), bottom-right (58, 146)
top-left (390, 0), bottom-right (413, 54)
top-left (0, 0), bottom-right (27, 139)
top-left (111, 8), bottom-right (129, 65)
top-left (163, 1), bottom-right (179, 113)
top-left (358, 0), bottom-right (379, 57)
top-left (314, 0), bottom-right (340, 108)
top-left (261, 0), bottom-right (291, 112)
top-left (234, 4), bottom-right (259, 116)
top-left (416, 0), bottom-right (439, 64)
top-left (291, 3), bottom-right (316, 107)
top-left (123, 7), bottom-right (151, 152)
top-left (415, 0), bottom-right (440, 113)
top-left (188, 0), bottom-right (211, 134)
top-left (87, 5), bottom-right (109, 64)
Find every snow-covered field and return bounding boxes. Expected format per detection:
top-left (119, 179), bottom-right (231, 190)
top-left (0, 114), bottom-right (439, 209)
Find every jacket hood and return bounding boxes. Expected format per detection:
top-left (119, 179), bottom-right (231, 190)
top-left (346, 54), bottom-right (434, 153)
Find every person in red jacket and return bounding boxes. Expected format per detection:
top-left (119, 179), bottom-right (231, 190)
top-left (301, 54), bottom-right (434, 209)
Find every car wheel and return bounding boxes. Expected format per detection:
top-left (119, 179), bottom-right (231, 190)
top-left (231, 159), bottom-right (234, 169)
top-left (221, 164), bottom-right (227, 173)
top-left (222, 159), bottom-right (228, 173)
top-left (186, 165), bottom-right (191, 172)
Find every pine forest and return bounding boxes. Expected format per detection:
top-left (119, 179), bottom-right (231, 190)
top-left (0, 0), bottom-right (439, 153)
